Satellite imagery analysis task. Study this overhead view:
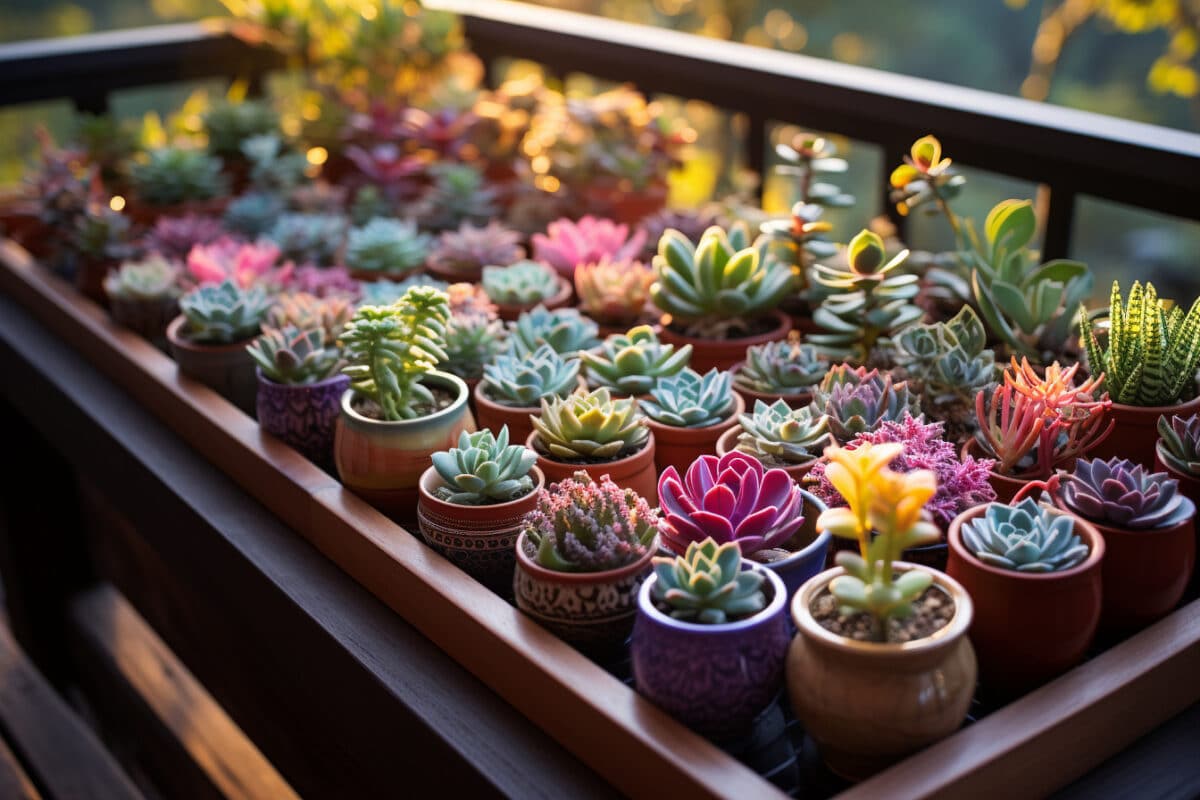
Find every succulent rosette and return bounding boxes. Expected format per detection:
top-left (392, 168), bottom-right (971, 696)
top-left (1059, 457), bottom-right (1193, 530)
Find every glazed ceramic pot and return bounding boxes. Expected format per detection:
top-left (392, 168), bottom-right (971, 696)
top-left (714, 426), bottom-right (818, 485)
top-left (1089, 396), bottom-right (1200, 470)
top-left (946, 504), bottom-right (1104, 697)
top-left (527, 429), bottom-right (659, 503)
top-left (256, 370), bottom-right (350, 469)
top-left (632, 563), bottom-right (790, 737)
top-left (334, 371), bottom-right (476, 521)
top-left (513, 528), bottom-right (657, 651)
top-left (787, 564), bottom-right (977, 780)
top-left (166, 315), bottom-right (258, 416)
top-left (417, 465), bottom-right (545, 594)
top-left (645, 393), bottom-right (744, 477)
top-left (108, 295), bottom-right (179, 349)
top-left (492, 276), bottom-right (574, 322)
top-left (658, 310), bottom-right (793, 374)
top-left (730, 361), bottom-right (813, 411)
top-left (1052, 494), bottom-right (1196, 633)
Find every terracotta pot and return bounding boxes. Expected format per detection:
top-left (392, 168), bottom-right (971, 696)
top-left (108, 295), bottom-right (179, 349)
top-left (334, 371), bottom-right (476, 522)
top-left (1089, 395), bottom-right (1200, 470)
top-left (256, 370), bottom-right (350, 469)
top-left (166, 315), bottom-right (258, 416)
top-left (658, 310), bottom-right (792, 374)
top-left (787, 564), bottom-right (976, 780)
top-left (632, 563), bottom-right (791, 737)
top-left (474, 383), bottom-right (540, 449)
top-left (1051, 494), bottom-right (1195, 633)
top-left (1154, 445), bottom-right (1200, 596)
top-left (730, 361), bottom-right (813, 411)
top-left (579, 179), bottom-right (667, 226)
top-left (527, 429), bottom-right (658, 503)
top-left (125, 196), bottom-right (228, 228)
top-left (946, 503), bottom-right (1104, 697)
top-left (492, 275), bottom-right (573, 322)
top-left (417, 465), bottom-right (545, 594)
top-left (961, 438), bottom-right (1039, 504)
top-left (75, 256), bottom-right (117, 306)
top-left (513, 528), bottom-right (657, 651)
top-left (645, 393), bottom-right (744, 477)
top-left (714, 426), bottom-right (818, 485)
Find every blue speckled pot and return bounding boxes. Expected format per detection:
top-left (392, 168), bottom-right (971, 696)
top-left (631, 563), bottom-right (790, 737)
top-left (256, 370), bottom-right (350, 468)
top-left (761, 489), bottom-right (830, 599)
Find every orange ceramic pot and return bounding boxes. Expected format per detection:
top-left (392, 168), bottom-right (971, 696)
top-left (474, 383), bottom-right (540, 450)
top-left (946, 503), bottom-right (1104, 697)
top-left (492, 275), bottom-right (573, 322)
top-left (527, 430), bottom-right (658, 504)
top-left (334, 371), bottom-right (476, 522)
top-left (166, 315), bottom-right (258, 416)
top-left (787, 564), bottom-right (976, 781)
top-left (658, 310), bottom-right (792, 373)
top-left (644, 393), bottom-right (744, 477)
top-left (714, 425), bottom-right (818, 485)
top-left (417, 465), bottom-right (545, 594)
top-left (730, 361), bottom-right (814, 411)
top-left (1089, 395), bottom-right (1200, 470)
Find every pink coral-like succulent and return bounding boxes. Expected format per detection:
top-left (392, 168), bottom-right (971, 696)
top-left (658, 451), bottom-right (806, 556)
top-left (532, 215), bottom-right (647, 279)
top-left (808, 414), bottom-right (996, 530)
top-left (186, 237), bottom-right (291, 289)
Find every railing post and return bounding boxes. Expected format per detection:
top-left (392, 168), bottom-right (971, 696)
top-left (1042, 185), bottom-right (1076, 261)
top-left (746, 112), bottom-right (767, 203)
top-left (73, 92), bottom-right (109, 116)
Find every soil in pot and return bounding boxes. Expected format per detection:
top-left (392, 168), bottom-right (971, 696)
top-left (658, 310), bottom-right (792, 374)
top-left (811, 586), bottom-right (953, 643)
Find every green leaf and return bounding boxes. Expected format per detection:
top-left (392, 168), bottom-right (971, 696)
top-left (992, 279), bottom-right (1037, 333)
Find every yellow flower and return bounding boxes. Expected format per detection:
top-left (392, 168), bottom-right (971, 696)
top-left (819, 442), bottom-right (904, 543)
top-left (869, 467), bottom-right (937, 536)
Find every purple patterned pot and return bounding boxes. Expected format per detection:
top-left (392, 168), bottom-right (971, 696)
top-left (631, 563), bottom-right (790, 738)
top-left (256, 370), bottom-right (350, 468)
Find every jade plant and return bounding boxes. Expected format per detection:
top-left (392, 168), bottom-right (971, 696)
top-left (246, 325), bottom-right (343, 385)
top-left (582, 325), bottom-right (692, 395)
top-left (651, 223), bottom-right (795, 339)
top-left (809, 229), bottom-right (922, 365)
top-left (339, 287), bottom-right (450, 421)
top-left (657, 452), bottom-right (806, 558)
top-left (507, 306), bottom-right (601, 357)
top-left (482, 260), bottom-right (560, 307)
top-left (344, 217), bottom-right (432, 276)
top-left (1158, 414), bottom-right (1200, 477)
top-left (270, 212), bottom-right (348, 265)
top-left (817, 442), bottom-right (941, 637)
top-left (735, 399), bottom-right (832, 466)
top-left (1059, 457), bottom-right (1192, 530)
top-left (430, 426), bottom-right (538, 505)
top-left (759, 202), bottom-right (837, 307)
top-left (533, 215), bottom-right (647, 279)
top-left (960, 498), bottom-right (1087, 572)
top-left (888, 135), bottom-right (965, 227)
top-left (266, 293), bottom-right (354, 341)
top-left (574, 256), bottom-right (655, 327)
top-left (774, 132), bottom-right (855, 209)
top-left (178, 279), bottom-right (272, 344)
top-left (808, 364), bottom-right (922, 445)
top-left (640, 368), bottom-right (736, 428)
top-left (530, 387), bottom-right (649, 460)
top-left (104, 254), bottom-right (181, 302)
top-left (734, 337), bottom-right (828, 398)
top-left (427, 221), bottom-right (525, 280)
top-left (651, 538), bottom-right (767, 624)
top-left (522, 471), bottom-right (657, 572)
top-left (130, 146), bottom-right (227, 207)
top-left (482, 345), bottom-right (580, 407)
top-left (1081, 281), bottom-right (1200, 407)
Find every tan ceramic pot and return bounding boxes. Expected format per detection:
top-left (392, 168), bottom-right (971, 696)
top-left (334, 371), bottom-right (476, 522)
top-left (644, 393), bottom-right (744, 477)
top-left (658, 310), bottom-right (793, 374)
top-left (787, 564), bottom-right (976, 781)
top-left (527, 429), bottom-right (658, 503)
top-left (714, 425), bottom-right (818, 485)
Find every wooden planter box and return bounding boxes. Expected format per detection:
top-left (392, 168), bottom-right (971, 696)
top-left (2, 238), bottom-right (1199, 798)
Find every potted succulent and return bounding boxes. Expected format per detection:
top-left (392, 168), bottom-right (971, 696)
top-left (531, 215), bottom-right (646, 282)
top-left (651, 224), bottom-right (794, 373)
top-left (946, 497), bottom-right (1103, 697)
top-left (1082, 281), bottom-right (1200, 469)
top-left (69, 199), bottom-right (132, 305)
top-left (506, 305), bottom-right (601, 358)
top-left (224, 191), bottom-right (285, 238)
top-left (807, 364), bottom-right (921, 446)
top-left (528, 387), bottom-right (657, 502)
top-left (167, 279), bottom-right (272, 415)
top-left (476, 345), bottom-right (581, 447)
top-left (513, 471), bottom-right (658, 650)
top-left (246, 324), bottom-right (348, 467)
top-left (732, 336), bottom-right (828, 411)
top-left (788, 443), bottom-right (976, 779)
top-left (440, 305), bottom-right (507, 403)
top-left (425, 221), bottom-right (525, 283)
top-left (581, 325), bottom-right (691, 397)
top-left (970, 358), bottom-right (1113, 501)
top-left (344, 217), bottom-right (431, 281)
top-left (202, 98), bottom-right (280, 186)
top-left (103, 254), bottom-right (182, 347)
top-left (1157, 413), bottom-right (1200, 514)
top-left (334, 287), bottom-right (475, 519)
top-left (269, 212), bottom-right (348, 266)
top-left (481, 260), bottom-right (572, 321)
top-left (265, 292), bottom-right (354, 342)
top-left (141, 213), bottom-right (226, 261)
top-left (639, 368), bottom-right (743, 476)
top-left (574, 257), bottom-right (655, 335)
top-left (716, 399), bottom-right (831, 482)
top-left (417, 426), bottom-right (544, 593)
top-left (186, 238), bottom-right (289, 289)
top-left (412, 162), bottom-right (498, 233)
top-left (127, 146), bottom-right (228, 224)
top-left (658, 452), bottom-right (828, 597)
top-left (631, 538), bottom-right (791, 737)
top-left (1053, 458), bottom-right (1195, 632)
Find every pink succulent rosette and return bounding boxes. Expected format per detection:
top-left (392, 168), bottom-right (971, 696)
top-left (532, 215), bottom-right (647, 279)
top-left (657, 451), bottom-right (805, 556)
top-left (186, 237), bottom-right (292, 289)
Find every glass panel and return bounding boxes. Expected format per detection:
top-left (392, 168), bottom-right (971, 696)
top-left (902, 165), bottom-right (1040, 255)
top-left (0, 100), bottom-right (74, 187)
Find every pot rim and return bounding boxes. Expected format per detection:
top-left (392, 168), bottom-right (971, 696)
top-left (1050, 491), bottom-right (1196, 538)
top-left (947, 502), bottom-right (1106, 581)
top-left (525, 428), bottom-right (655, 475)
top-left (658, 308), bottom-right (792, 348)
top-left (791, 562), bottom-right (974, 655)
top-left (643, 392), bottom-right (745, 438)
top-left (473, 375), bottom-right (584, 413)
top-left (255, 367), bottom-right (351, 391)
top-left (165, 314), bottom-right (255, 354)
top-left (514, 527), bottom-right (659, 584)
top-left (1108, 394), bottom-right (1200, 416)
top-left (339, 370), bottom-right (469, 428)
top-left (635, 561), bottom-right (786, 633)
top-left (417, 464), bottom-right (546, 514)
top-left (1155, 443), bottom-right (1200, 483)
top-left (491, 274), bottom-right (573, 315)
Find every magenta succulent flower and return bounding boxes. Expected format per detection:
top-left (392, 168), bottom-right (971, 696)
top-left (657, 452), bottom-right (805, 556)
top-left (1060, 457), bottom-right (1193, 530)
top-left (532, 215), bottom-right (647, 279)
top-left (187, 237), bottom-right (290, 289)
